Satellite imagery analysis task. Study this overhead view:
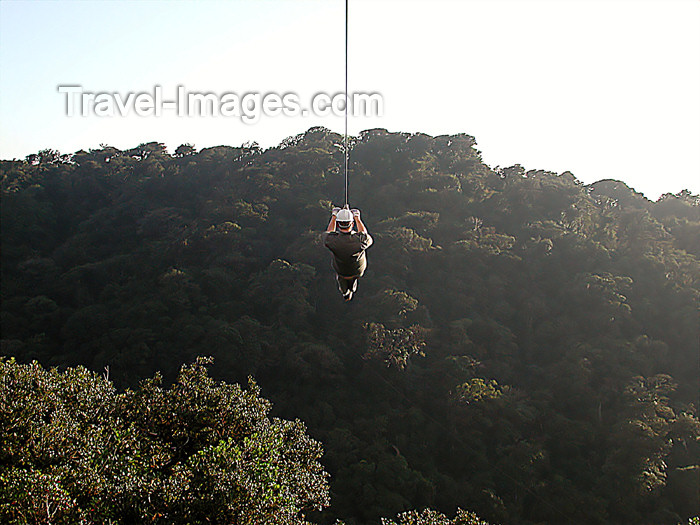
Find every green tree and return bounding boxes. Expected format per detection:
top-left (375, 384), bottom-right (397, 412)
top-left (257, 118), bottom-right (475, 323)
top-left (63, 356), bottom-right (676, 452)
top-left (380, 508), bottom-right (491, 525)
top-left (0, 357), bottom-right (329, 524)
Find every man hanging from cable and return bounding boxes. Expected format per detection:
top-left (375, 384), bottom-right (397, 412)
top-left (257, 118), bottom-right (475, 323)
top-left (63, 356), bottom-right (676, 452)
top-left (322, 205), bottom-right (373, 301)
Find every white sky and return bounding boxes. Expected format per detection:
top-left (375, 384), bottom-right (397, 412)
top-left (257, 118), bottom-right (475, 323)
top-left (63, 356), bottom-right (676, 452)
top-left (1, 0), bottom-right (698, 200)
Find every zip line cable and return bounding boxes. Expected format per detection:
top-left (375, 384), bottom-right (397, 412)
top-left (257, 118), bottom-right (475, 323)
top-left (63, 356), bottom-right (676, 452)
top-left (344, 0), bottom-right (349, 207)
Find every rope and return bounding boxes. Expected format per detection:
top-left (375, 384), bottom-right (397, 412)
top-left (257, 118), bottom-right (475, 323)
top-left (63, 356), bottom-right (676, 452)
top-left (344, 0), bottom-right (349, 207)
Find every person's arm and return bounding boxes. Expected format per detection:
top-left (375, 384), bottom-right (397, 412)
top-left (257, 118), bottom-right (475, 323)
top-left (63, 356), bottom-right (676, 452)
top-left (326, 216), bottom-right (337, 233)
top-left (326, 207), bottom-right (341, 233)
top-left (352, 209), bottom-right (368, 234)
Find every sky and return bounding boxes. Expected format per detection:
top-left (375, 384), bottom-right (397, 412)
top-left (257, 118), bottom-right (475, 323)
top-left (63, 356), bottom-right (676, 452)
top-left (1, 0), bottom-right (698, 200)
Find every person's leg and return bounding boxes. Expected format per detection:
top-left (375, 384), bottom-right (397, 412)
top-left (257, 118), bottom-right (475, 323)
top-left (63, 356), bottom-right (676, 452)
top-left (336, 274), bottom-right (350, 295)
top-left (349, 277), bottom-right (358, 293)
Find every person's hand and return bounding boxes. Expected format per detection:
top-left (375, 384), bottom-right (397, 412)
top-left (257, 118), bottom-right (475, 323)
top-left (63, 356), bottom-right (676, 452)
top-left (351, 208), bottom-right (360, 218)
top-left (332, 207), bottom-right (341, 217)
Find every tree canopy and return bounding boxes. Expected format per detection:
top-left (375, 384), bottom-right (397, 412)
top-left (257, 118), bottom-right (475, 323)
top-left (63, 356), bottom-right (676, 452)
top-left (1, 127), bottom-right (698, 523)
top-left (0, 357), bottom-right (328, 524)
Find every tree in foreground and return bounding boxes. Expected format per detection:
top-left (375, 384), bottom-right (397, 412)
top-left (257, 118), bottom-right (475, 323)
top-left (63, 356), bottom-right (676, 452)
top-left (0, 357), bottom-right (329, 524)
top-left (380, 508), bottom-right (491, 525)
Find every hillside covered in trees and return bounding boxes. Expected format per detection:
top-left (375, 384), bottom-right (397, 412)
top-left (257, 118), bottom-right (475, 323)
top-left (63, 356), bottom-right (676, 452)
top-left (1, 127), bottom-right (699, 524)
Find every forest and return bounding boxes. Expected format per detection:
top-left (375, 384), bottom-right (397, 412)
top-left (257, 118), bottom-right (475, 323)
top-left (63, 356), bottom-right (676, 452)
top-left (1, 127), bottom-right (699, 524)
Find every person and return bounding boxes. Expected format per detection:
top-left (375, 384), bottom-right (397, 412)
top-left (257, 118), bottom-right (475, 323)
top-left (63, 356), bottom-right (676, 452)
top-left (322, 206), bottom-right (373, 301)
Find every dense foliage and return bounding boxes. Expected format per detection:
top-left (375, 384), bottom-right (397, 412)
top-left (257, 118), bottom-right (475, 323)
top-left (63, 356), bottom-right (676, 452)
top-left (0, 357), bottom-right (328, 524)
top-left (2, 127), bottom-right (699, 523)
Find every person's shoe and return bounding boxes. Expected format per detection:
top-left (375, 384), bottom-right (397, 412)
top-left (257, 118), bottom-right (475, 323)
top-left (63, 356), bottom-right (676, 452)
top-left (344, 291), bottom-right (353, 302)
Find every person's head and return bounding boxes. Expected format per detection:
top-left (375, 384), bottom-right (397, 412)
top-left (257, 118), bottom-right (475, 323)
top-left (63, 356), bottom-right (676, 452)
top-left (336, 208), bottom-right (353, 232)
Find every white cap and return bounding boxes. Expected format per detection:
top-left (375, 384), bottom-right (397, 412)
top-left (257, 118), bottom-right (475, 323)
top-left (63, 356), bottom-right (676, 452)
top-left (336, 209), bottom-right (353, 223)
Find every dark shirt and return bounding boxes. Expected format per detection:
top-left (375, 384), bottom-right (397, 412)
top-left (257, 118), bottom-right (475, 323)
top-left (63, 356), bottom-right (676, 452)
top-left (322, 230), bottom-right (373, 277)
